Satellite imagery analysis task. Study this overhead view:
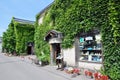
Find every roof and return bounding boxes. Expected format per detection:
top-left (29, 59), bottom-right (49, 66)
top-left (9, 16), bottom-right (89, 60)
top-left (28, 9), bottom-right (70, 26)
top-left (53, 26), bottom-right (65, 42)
top-left (13, 17), bottom-right (35, 25)
top-left (44, 30), bottom-right (63, 41)
top-left (37, 1), bottom-right (54, 17)
top-left (49, 30), bottom-right (62, 34)
top-left (46, 30), bottom-right (62, 36)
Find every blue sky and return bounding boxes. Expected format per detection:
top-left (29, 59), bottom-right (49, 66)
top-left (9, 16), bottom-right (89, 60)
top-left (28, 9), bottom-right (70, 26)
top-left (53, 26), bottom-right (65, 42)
top-left (0, 0), bottom-right (54, 37)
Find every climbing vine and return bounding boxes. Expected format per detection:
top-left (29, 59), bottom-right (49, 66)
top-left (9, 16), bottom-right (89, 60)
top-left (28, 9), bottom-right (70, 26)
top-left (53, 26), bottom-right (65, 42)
top-left (35, 0), bottom-right (120, 79)
top-left (101, 0), bottom-right (120, 79)
top-left (2, 17), bottom-right (34, 55)
top-left (2, 21), bottom-right (16, 53)
top-left (35, 9), bottom-right (53, 62)
top-left (14, 23), bottom-right (34, 55)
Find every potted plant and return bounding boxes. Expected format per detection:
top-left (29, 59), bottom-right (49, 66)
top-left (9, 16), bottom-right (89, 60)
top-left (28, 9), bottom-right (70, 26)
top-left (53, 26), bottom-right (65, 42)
top-left (93, 72), bottom-right (109, 80)
top-left (94, 72), bottom-right (99, 80)
top-left (100, 75), bottom-right (108, 80)
top-left (73, 68), bottom-right (80, 75)
top-left (85, 70), bottom-right (93, 78)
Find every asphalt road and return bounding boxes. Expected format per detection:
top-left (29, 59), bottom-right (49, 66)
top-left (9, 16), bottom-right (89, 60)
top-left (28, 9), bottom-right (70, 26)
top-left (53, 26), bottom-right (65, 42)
top-left (0, 53), bottom-right (70, 80)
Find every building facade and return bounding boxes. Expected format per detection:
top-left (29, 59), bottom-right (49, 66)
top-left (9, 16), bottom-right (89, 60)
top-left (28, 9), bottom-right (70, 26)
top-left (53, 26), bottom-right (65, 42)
top-left (37, 3), bottom-right (102, 70)
top-left (2, 17), bottom-right (35, 55)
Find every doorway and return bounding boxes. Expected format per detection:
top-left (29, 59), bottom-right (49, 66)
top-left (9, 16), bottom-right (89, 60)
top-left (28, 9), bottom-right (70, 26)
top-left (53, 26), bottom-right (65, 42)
top-left (27, 46), bottom-right (32, 55)
top-left (27, 42), bottom-right (34, 55)
top-left (52, 43), bottom-right (61, 64)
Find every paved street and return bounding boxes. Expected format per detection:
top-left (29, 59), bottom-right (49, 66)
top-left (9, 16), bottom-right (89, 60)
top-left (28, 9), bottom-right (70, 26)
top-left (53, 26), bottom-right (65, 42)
top-left (0, 53), bottom-right (66, 80)
top-left (0, 53), bottom-right (93, 80)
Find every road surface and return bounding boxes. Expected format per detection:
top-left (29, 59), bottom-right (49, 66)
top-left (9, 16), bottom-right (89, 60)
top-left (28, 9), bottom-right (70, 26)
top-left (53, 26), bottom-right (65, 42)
top-left (0, 53), bottom-right (70, 80)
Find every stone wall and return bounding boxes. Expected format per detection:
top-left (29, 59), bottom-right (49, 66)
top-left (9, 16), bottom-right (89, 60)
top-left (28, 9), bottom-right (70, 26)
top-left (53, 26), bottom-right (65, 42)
top-left (62, 46), bottom-right (76, 66)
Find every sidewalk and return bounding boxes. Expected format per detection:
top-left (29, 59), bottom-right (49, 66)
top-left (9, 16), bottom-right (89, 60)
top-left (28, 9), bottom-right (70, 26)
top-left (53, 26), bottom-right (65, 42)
top-left (40, 65), bottom-right (94, 80)
top-left (18, 55), bottom-right (94, 80)
top-left (3, 53), bottom-right (94, 80)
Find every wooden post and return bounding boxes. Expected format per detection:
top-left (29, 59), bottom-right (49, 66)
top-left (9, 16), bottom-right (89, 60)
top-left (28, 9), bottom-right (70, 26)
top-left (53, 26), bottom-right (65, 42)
top-left (50, 44), bottom-right (54, 65)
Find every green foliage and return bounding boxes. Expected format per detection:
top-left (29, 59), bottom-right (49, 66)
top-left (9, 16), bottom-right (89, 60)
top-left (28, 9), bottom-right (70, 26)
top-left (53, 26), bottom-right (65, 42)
top-left (101, 0), bottom-right (120, 79)
top-left (14, 23), bottom-right (34, 55)
top-left (2, 18), bottom-right (34, 55)
top-left (50, 0), bottom-right (108, 48)
top-left (35, 6), bottom-right (53, 62)
top-left (108, 0), bottom-right (120, 44)
top-left (2, 21), bottom-right (16, 53)
top-left (51, 1), bottom-right (120, 79)
top-left (35, 0), bottom-right (120, 79)
top-left (38, 52), bottom-right (50, 62)
top-left (34, 24), bottom-right (52, 62)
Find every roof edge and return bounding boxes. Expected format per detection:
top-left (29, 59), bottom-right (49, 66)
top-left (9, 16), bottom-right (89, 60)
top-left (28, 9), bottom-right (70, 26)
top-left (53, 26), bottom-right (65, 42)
top-left (36, 1), bottom-right (54, 17)
top-left (13, 17), bottom-right (35, 25)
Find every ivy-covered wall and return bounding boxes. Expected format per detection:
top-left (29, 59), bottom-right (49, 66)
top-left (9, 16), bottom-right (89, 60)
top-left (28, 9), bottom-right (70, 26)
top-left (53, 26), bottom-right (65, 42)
top-left (14, 23), bottom-right (34, 55)
top-left (101, 0), bottom-right (120, 79)
top-left (35, 0), bottom-right (120, 79)
top-left (2, 17), bottom-right (34, 55)
top-left (34, 24), bottom-right (51, 62)
top-left (2, 21), bottom-right (16, 53)
top-left (35, 8), bottom-right (53, 62)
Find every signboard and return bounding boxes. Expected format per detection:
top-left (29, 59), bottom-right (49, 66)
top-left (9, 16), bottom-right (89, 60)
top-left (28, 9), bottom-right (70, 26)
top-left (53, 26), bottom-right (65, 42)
top-left (85, 36), bottom-right (93, 40)
top-left (49, 38), bottom-right (62, 44)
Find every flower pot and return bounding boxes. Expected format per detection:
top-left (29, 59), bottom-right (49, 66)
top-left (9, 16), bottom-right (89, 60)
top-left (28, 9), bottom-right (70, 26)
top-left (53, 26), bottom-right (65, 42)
top-left (94, 72), bottom-right (99, 79)
top-left (88, 71), bottom-right (93, 76)
top-left (85, 71), bottom-right (88, 76)
top-left (85, 70), bottom-right (93, 78)
top-left (100, 75), bottom-right (108, 80)
top-left (73, 68), bottom-right (80, 74)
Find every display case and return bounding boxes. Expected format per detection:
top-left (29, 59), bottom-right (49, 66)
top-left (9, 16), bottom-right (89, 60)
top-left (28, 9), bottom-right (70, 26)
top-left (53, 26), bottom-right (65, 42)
top-left (79, 32), bottom-right (102, 63)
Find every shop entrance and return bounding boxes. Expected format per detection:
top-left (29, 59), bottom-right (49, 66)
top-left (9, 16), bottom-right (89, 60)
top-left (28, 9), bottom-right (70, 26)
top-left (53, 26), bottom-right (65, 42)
top-left (44, 30), bottom-right (63, 65)
top-left (52, 43), bottom-right (61, 64)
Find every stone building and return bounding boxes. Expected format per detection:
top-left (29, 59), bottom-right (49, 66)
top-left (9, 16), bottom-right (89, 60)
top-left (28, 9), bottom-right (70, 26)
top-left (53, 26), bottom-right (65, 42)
top-left (36, 2), bottom-right (102, 70)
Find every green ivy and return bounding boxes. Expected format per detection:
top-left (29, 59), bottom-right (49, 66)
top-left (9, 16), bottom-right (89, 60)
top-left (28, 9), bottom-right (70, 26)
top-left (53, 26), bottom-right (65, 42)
top-left (34, 24), bottom-right (52, 62)
top-left (34, 7), bottom-right (53, 62)
top-left (2, 17), bottom-right (34, 55)
top-left (101, 0), bottom-right (120, 79)
top-left (14, 23), bottom-right (34, 55)
top-left (35, 0), bottom-right (120, 79)
top-left (2, 21), bottom-right (16, 53)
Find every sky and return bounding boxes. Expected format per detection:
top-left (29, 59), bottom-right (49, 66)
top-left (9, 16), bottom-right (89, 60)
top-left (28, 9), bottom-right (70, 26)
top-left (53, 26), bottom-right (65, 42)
top-left (0, 0), bottom-right (54, 37)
